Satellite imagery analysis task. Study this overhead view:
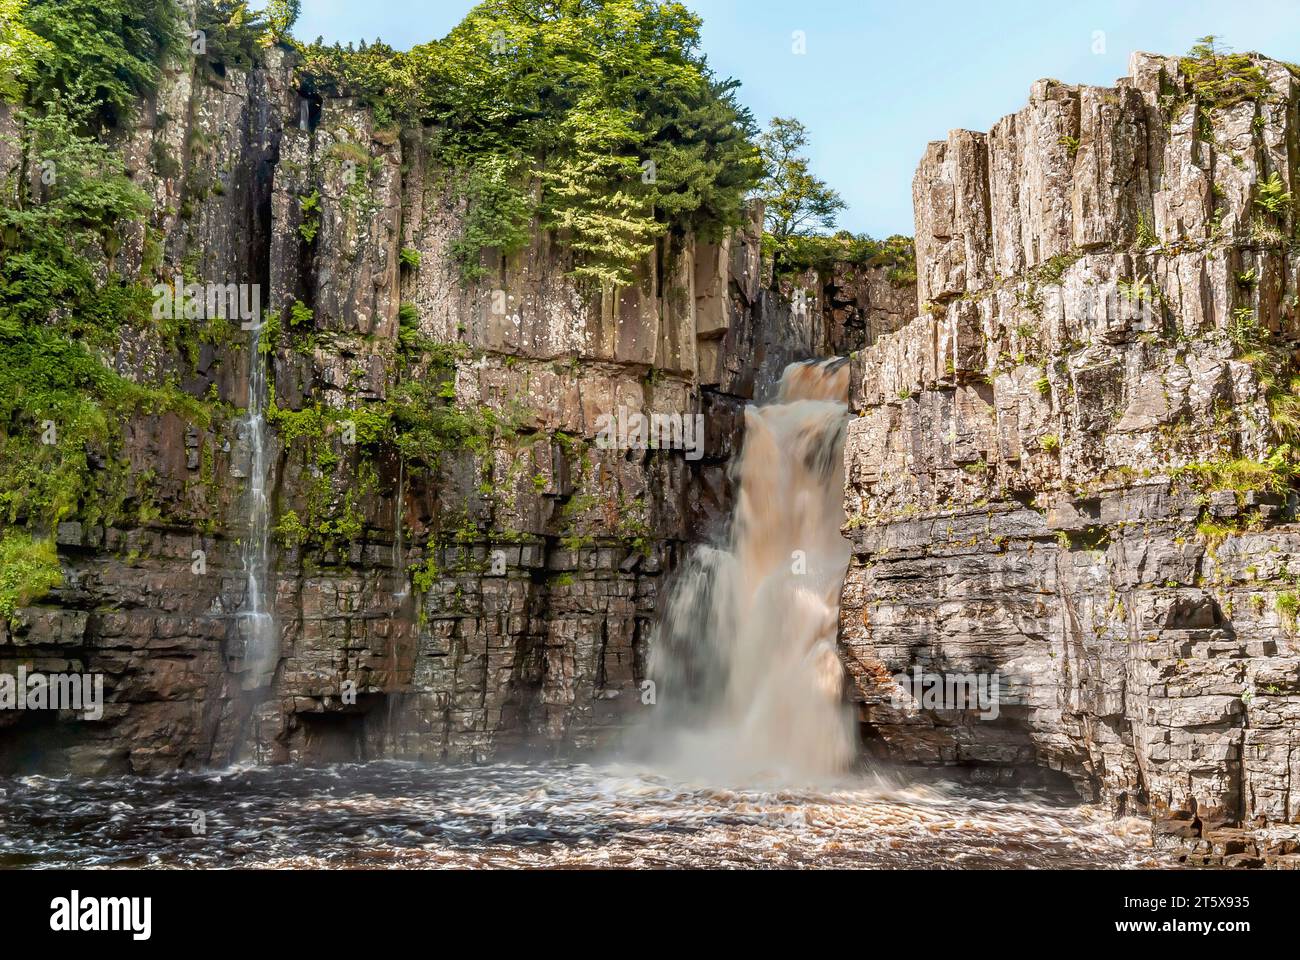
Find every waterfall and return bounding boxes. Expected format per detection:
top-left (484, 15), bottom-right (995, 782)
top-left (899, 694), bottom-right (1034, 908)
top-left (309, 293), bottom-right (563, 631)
top-left (392, 458), bottom-right (408, 601)
top-left (648, 358), bottom-right (855, 782)
top-left (237, 323), bottom-right (277, 691)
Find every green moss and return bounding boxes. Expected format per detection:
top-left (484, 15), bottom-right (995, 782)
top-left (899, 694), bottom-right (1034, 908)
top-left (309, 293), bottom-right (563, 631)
top-left (1276, 590), bottom-right (1299, 632)
top-left (0, 531), bottom-right (62, 623)
top-left (1171, 454), bottom-right (1293, 494)
top-left (1196, 518), bottom-right (1234, 551)
top-left (273, 508), bottom-right (309, 547)
top-left (1135, 213), bottom-right (1158, 249)
top-left (410, 554), bottom-right (440, 595)
top-left (1034, 249), bottom-right (1083, 286)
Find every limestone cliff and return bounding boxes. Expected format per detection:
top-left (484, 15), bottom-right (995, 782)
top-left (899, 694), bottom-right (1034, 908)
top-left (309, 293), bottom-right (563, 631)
top-left (840, 50), bottom-right (1300, 862)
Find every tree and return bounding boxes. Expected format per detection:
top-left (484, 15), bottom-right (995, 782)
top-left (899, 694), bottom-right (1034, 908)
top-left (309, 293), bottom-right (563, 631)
top-left (0, 0), bottom-right (49, 103)
top-left (292, 0), bottom-right (762, 287)
top-left (399, 0), bottom-right (762, 287)
top-left (196, 0), bottom-right (268, 72)
top-left (21, 0), bottom-right (183, 128)
top-left (264, 0), bottom-right (301, 41)
top-left (757, 116), bottom-right (845, 278)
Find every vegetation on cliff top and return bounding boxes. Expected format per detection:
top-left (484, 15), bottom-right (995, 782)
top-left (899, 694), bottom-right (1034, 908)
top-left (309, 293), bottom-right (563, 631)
top-left (755, 115), bottom-right (915, 284)
top-left (296, 0), bottom-right (763, 287)
top-left (289, 1), bottom-right (907, 287)
top-left (767, 231), bottom-right (917, 286)
top-left (18, 0), bottom-right (183, 129)
top-left (1179, 35), bottom-right (1271, 108)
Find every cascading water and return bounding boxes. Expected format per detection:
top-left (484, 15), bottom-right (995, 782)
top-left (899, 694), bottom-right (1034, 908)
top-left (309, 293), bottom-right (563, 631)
top-left (647, 357), bottom-right (856, 783)
top-left (392, 458), bottom-right (409, 601)
top-left (237, 323), bottom-right (277, 692)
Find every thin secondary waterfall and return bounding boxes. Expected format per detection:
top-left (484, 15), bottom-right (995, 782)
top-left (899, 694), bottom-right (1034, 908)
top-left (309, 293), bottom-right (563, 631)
top-left (237, 323), bottom-right (277, 691)
top-left (392, 458), bottom-right (408, 601)
top-left (648, 358), bottom-right (855, 782)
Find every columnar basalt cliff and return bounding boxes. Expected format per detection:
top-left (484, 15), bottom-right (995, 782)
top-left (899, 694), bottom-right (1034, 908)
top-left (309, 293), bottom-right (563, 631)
top-left (840, 51), bottom-right (1300, 861)
top-left (0, 6), bottom-right (914, 773)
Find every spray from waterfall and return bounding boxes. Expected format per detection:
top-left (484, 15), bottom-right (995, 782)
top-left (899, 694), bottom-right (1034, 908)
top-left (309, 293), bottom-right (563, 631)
top-left (237, 323), bottom-right (277, 691)
top-left (646, 358), bottom-right (855, 783)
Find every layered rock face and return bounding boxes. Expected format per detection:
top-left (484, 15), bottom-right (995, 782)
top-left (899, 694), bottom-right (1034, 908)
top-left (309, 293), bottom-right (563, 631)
top-left (0, 18), bottom-right (902, 773)
top-left (778, 263), bottom-right (918, 356)
top-left (840, 51), bottom-right (1300, 854)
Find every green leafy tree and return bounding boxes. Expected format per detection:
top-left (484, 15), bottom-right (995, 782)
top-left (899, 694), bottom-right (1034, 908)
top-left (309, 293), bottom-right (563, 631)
top-left (0, 0), bottom-right (48, 103)
top-left (264, 0), bottom-right (301, 41)
top-left (301, 0), bottom-right (761, 287)
top-left (21, 0), bottom-right (182, 128)
top-left (758, 116), bottom-right (846, 277)
top-left (296, 37), bottom-right (414, 128)
top-left (0, 18), bottom-right (201, 532)
top-left (0, 98), bottom-right (151, 333)
top-left (195, 0), bottom-right (268, 72)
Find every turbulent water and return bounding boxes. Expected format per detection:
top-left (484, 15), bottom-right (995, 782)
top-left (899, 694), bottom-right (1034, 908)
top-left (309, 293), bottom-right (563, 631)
top-left (0, 761), bottom-right (1156, 869)
top-left (647, 358), bottom-right (856, 781)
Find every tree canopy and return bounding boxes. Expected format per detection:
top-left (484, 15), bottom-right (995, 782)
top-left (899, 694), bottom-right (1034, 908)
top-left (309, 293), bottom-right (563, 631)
top-left (296, 0), bottom-right (763, 286)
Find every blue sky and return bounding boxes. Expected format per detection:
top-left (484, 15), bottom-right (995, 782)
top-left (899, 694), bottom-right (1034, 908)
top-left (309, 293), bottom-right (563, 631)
top-left (276, 1), bottom-right (1300, 237)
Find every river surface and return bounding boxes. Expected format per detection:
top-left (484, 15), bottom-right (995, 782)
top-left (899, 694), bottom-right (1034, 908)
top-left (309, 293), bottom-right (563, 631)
top-left (0, 760), bottom-right (1159, 869)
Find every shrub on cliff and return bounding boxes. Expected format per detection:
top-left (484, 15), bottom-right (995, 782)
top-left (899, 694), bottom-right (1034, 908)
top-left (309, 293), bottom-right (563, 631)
top-left (1179, 35), bottom-right (1270, 108)
top-left (195, 0), bottom-right (270, 73)
top-left (0, 531), bottom-right (61, 623)
top-left (0, 0), bottom-right (48, 104)
top-left (770, 231), bottom-right (917, 286)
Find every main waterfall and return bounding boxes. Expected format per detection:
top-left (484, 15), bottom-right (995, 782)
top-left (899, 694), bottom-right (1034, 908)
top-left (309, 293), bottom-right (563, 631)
top-left (647, 358), bottom-right (856, 782)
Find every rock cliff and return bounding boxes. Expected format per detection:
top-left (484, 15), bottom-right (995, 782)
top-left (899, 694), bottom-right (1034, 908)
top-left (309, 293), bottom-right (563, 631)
top-left (9, 4), bottom-right (1297, 868)
top-left (0, 9), bottom-right (913, 773)
top-left (840, 50), bottom-right (1300, 861)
